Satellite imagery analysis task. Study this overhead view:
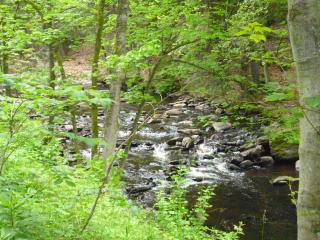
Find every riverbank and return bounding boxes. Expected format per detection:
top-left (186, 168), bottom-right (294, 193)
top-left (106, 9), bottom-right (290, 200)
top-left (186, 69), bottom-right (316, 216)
top-left (61, 93), bottom-right (298, 239)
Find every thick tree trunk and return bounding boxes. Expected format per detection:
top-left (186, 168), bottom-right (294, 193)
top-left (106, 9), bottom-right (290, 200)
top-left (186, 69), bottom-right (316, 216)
top-left (288, 1), bottom-right (320, 239)
top-left (91, 0), bottom-right (106, 158)
top-left (103, 0), bottom-right (128, 164)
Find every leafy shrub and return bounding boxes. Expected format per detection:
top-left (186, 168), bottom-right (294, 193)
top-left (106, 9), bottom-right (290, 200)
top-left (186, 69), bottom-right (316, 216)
top-left (155, 169), bottom-right (243, 240)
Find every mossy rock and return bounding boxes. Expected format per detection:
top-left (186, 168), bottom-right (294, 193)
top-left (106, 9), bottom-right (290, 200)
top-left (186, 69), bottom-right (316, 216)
top-left (270, 140), bottom-right (299, 163)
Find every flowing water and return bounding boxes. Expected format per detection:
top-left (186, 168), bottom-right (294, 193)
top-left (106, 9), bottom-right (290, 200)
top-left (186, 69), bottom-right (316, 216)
top-left (77, 99), bottom-right (297, 239)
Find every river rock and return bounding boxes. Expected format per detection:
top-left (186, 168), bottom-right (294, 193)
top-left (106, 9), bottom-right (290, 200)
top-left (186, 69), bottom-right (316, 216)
top-left (240, 143), bottom-right (256, 151)
top-left (131, 141), bottom-right (153, 148)
top-left (173, 103), bottom-right (186, 108)
top-left (192, 135), bottom-right (203, 145)
top-left (258, 156), bottom-right (274, 167)
top-left (212, 122), bottom-right (232, 132)
top-left (270, 142), bottom-right (299, 163)
top-left (230, 156), bottom-right (244, 165)
top-left (225, 141), bottom-right (239, 146)
top-left (257, 136), bottom-right (269, 147)
top-left (167, 137), bottom-right (183, 146)
top-left (178, 120), bottom-right (193, 126)
top-left (188, 103), bottom-right (197, 108)
top-left (195, 104), bottom-right (209, 111)
top-left (241, 145), bottom-right (263, 160)
top-left (239, 160), bottom-right (254, 169)
top-left (165, 109), bottom-right (183, 115)
top-left (182, 137), bottom-right (194, 149)
top-left (178, 129), bottom-right (202, 135)
top-left (126, 185), bottom-right (152, 194)
top-left (147, 113), bottom-right (163, 124)
top-left (210, 114), bottom-right (220, 121)
top-left (215, 108), bottom-right (224, 115)
top-left (166, 146), bottom-right (182, 151)
top-left (64, 124), bottom-right (74, 132)
top-left (203, 154), bottom-right (215, 159)
top-left (229, 164), bottom-right (241, 171)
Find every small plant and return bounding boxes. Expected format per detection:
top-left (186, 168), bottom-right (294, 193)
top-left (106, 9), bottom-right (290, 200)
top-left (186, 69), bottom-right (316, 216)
top-left (261, 210), bottom-right (268, 240)
top-left (193, 115), bottom-right (213, 128)
top-left (155, 169), bottom-right (243, 240)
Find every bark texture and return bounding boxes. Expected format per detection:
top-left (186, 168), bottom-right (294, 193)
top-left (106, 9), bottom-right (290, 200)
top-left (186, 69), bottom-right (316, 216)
top-left (103, 0), bottom-right (128, 164)
top-left (91, 0), bottom-right (106, 157)
top-left (55, 45), bottom-right (66, 80)
top-left (2, 52), bottom-right (11, 96)
top-left (249, 61), bottom-right (260, 84)
top-left (288, 1), bottom-right (320, 239)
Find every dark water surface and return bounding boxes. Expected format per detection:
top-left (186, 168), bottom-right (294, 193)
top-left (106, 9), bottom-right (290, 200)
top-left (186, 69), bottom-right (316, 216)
top-left (79, 100), bottom-right (298, 239)
top-left (188, 165), bottom-right (297, 240)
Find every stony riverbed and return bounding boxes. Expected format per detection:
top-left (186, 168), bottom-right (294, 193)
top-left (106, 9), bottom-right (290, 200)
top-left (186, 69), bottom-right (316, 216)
top-left (62, 94), bottom-right (298, 240)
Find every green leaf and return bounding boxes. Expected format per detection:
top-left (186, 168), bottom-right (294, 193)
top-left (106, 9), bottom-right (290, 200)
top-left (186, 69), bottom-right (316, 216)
top-left (304, 95), bottom-right (320, 108)
top-left (249, 33), bottom-right (266, 43)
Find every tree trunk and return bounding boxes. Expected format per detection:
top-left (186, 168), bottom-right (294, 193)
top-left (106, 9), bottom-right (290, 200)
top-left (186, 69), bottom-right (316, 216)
top-left (91, 0), bottom-right (106, 158)
top-left (249, 61), bottom-right (260, 84)
top-left (103, 0), bottom-right (128, 165)
top-left (55, 45), bottom-right (66, 80)
top-left (48, 42), bottom-right (56, 127)
top-left (125, 59), bottom-right (162, 150)
top-left (263, 64), bottom-right (270, 83)
top-left (2, 52), bottom-right (11, 96)
top-left (288, 1), bottom-right (320, 239)
top-left (1, 19), bottom-right (11, 96)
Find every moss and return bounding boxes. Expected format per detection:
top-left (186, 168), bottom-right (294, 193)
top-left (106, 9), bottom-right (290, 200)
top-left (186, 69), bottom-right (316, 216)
top-left (270, 139), bottom-right (299, 162)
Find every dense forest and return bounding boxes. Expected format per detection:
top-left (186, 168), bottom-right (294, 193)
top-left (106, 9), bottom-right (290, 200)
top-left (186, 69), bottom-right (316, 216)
top-left (0, 0), bottom-right (319, 239)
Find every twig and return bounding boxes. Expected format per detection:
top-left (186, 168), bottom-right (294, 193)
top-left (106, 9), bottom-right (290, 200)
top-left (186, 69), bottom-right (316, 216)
top-left (78, 83), bottom-right (191, 236)
top-left (302, 109), bottom-right (320, 137)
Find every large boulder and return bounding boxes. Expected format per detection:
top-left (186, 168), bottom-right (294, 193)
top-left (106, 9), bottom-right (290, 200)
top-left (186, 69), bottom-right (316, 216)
top-left (270, 142), bottom-right (299, 163)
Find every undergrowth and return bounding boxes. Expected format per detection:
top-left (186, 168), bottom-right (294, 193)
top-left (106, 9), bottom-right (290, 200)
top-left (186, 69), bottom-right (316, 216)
top-left (0, 98), bottom-right (242, 240)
